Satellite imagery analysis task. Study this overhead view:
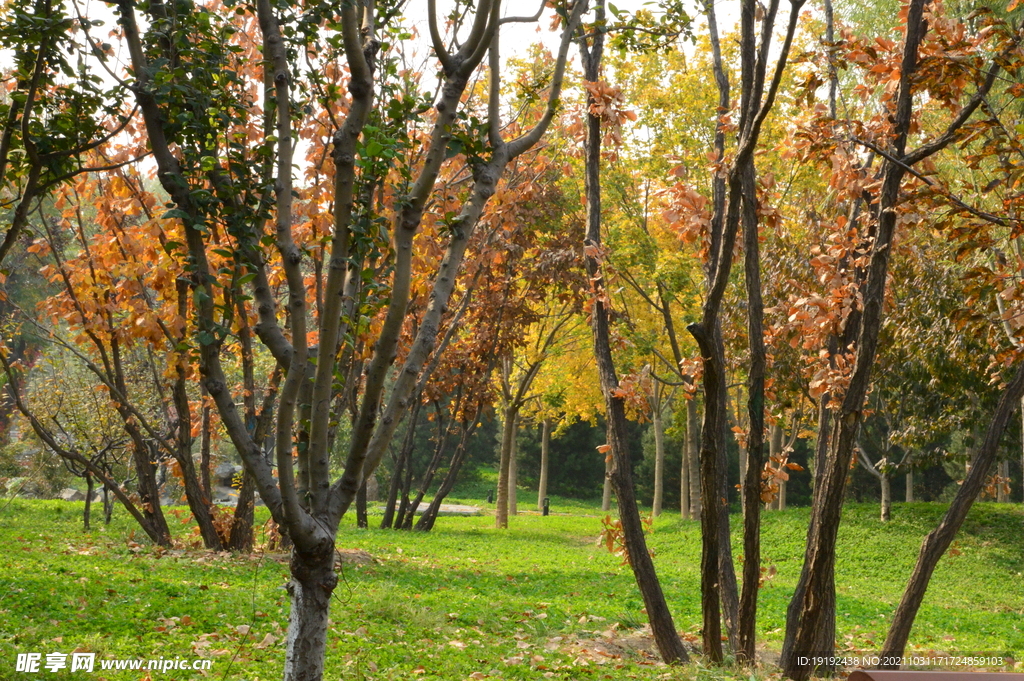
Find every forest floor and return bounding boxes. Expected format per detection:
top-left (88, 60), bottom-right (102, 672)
top-left (0, 492), bottom-right (1021, 680)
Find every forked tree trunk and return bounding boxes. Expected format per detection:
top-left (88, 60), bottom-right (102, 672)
top-left (284, 541), bottom-right (337, 681)
top-left (881, 362), bottom-right (1024, 662)
top-left (537, 418), bottom-right (550, 511)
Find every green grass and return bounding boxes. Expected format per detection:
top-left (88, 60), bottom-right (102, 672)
top-left (0, 497), bottom-right (1021, 680)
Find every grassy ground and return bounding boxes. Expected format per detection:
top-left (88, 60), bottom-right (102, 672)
top-left (0, 494), bottom-right (1021, 680)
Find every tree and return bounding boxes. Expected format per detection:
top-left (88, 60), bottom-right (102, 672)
top-left (670, 0), bottom-right (804, 660)
top-left (102, 0), bottom-right (587, 676)
top-left (577, 0), bottom-right (689, 664)
top-left (779, 3), bottom-right (1021, 676)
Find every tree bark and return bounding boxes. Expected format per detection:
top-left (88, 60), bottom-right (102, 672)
top-left (687, 397), bottom-right (701, 519)
top-left (881, 361), bottom-right (1024, 662)
top-left (495, 404), bottom-right (518, 528)
top-left (905, 468), bottom-right (914, 503)
top-left (538, 417), bottom-right (550, 511)
top-left (653, 401), bottom-right (665, 516)
top-left (509, 414), bottom-right (519, 516)
top-left (739, 158), bottom-right (767, 662)
top-left (228, 471), bottom-right (256, 552)
top-left (602, 457), bottom-right (614, 512)
top-left (880, 473), bottom-right (891, 522)
top-left (680, 433), bottom-right (690, 519)
top-left (780, 4), bottom-right (930, 676)
top-left (284, 540), bottom-right (338, 681)
top-left (83, 472), bottom-right (94, 531)
top-left (579, 4), bottom-right (688, 662)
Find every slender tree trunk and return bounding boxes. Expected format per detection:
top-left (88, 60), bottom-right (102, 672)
top-left (83, 472), bottom-right (93, 531)
top-left (509, 414), bottom-right (519, 516)
top-left (415, 414), bottom-right (481, 532)
top-left (653, 405), bottom-right (665, 516)
top-left (538, 418), bottom-right (550, 511)
top-left (602, 458), bottom-right (613, 511)
top-left (739, 152), bottom-right (767, 662)
top-left (228, 470), bottom-right (256, 552)
top-left (997, 459), bottom-right (1009, 502)
top-left (680, 436), bottom-right (691, 519)
top-left (687, 397), bottom-right (701, 519)
top-left (769, 423), bottom-right (782, 510)
top-left (781, 5), bottom-right (928, 676)
top-left (356, 481), bottom-right (369, 528)
top-left (882, 362), bottom-right (1024, 662)
top-left (200, 391), bottom-right (212, 502)
top-left (905, 468), bottom-right (914, 503)
top-left (496, 404), bottom-right (517, 528)
top-left (579, 5), bottom-right (687, 661)
top-left (103, 484), bottom-right (112, 525)
top-left (880, 473), bottom-right (891, 522)
top-left (382, 404), bottom-right (421, 530)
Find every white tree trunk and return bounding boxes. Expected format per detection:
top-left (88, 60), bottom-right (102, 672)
top-left (880, 473), bottom-right (891, 522)
top-left (537, 417), bottom-right (550, 511)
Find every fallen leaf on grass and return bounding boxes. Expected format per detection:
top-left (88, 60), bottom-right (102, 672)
top-left (254, 633), bottom-right (277, 649)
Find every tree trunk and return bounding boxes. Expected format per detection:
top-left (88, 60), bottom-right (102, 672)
top-left (997, 459), bottom-right (1009, 502)
top-left (905, 468), bottom-right (914, 503)
top-left (781, 5), bottom-right (928, 676)
top-left (103, 484), bottom-right (112, 524)
top-left (509, 414), bottom-right (519, 516)
top-left (602, 457), bottom-right (613, 511)
top-left (881, 361), bottom-right (1024, 662)
top-left (687, 397), bottom-right (701, 519)
top-left (228, 470), bottom-right (256, 552)
top-left (382, 404), bottom-right (420, 530)
top-left (579, 6), bottom-right (688, 661)
top-left (495, 404), bottom-right (517, 528)
top-left (83, 472), bottom-right (93, 531)
top-left (200, 394), bottom-right (212, 502)
top-left (739, 151), bottom-right (767, 662)
top-left (284, 541), bottom-right (337, 681)
top-left (769, 423), bottom-right (783, 510)
top-left (538, 417), bottom-right (550, 511)
top-left (653, 404), bottom-right (665, 516)
top-left (415, 414), bottom-right (481, 532)
top-left (356, 480), bottom-right (368, 528)
top-left (880, 472), bottom-right (891, 522)
top-left (132, 440), bottom-right (172, 547)
top-left (680, 435), bottom-right (690, 519)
